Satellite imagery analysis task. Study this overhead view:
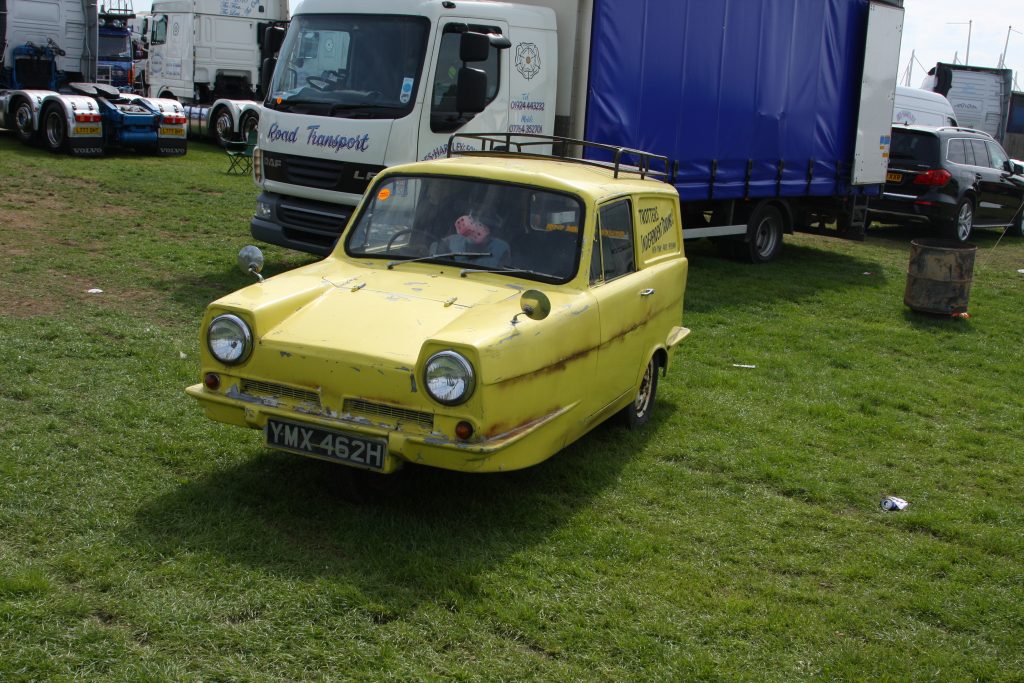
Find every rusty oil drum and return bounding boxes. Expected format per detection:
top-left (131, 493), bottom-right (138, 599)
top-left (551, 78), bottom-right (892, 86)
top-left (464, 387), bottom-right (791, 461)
top-left (904, 239), bottom-right (977, 314)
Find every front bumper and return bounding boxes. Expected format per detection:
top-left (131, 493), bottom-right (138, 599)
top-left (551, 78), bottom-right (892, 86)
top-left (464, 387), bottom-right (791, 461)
top-left (186, 383), bottom-right (576, 474)
top-left (250, 191), bottom-right (353, 256)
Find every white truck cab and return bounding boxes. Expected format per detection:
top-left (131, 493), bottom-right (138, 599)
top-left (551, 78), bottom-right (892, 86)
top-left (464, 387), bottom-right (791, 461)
top-left (251, 0), bottom-right (557, 255)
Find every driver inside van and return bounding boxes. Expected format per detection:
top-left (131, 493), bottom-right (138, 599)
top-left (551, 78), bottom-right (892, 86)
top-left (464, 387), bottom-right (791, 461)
top-left (432, 210), bottom-right (512, 268)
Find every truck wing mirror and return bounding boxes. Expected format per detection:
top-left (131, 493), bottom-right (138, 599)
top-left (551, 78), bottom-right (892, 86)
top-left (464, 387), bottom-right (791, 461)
top-left (260, 57), bottom-right (276, 97)
top-left (457, 67), bottom-right (487, 114)
top-left (460, 31), bottom-right (491, 62)
top-left (265, 25), bottom-right (286, 56)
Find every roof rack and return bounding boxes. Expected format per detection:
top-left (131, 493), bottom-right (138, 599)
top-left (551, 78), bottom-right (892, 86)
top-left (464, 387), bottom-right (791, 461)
top-left (446, 132), bottom-right (674, 182)
top-left (934, 126), bottom-right (994, 139)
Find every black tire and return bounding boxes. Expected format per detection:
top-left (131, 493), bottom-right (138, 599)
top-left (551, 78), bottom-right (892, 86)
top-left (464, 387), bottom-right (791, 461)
top-left (212, 107), bottom-right (235, 147)
top-left (1008, 206), bottom-right (1024, 238)
top-left (239, 111), bottom-right (259, 140)
top-left (743, 204), bottom-right (784, 263)
top-left (12, 98), bottom-right (38, 144)
top-left (945, 197), bottom-right (974, 243)
top-left (619, 355), bottom-right (659, 429)
top-left (42, 104), bottom-right (69, 154)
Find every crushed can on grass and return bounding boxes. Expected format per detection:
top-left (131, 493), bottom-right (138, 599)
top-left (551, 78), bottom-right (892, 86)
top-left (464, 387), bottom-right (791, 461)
top-left (881, 495), bottom-right (909, 511)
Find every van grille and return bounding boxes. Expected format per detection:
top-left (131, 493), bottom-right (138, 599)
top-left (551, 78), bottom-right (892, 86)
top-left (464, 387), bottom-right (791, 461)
top-left (241, 379), bottom-right (320, 406)
top-left (344, 399), bottom-right (434, 429)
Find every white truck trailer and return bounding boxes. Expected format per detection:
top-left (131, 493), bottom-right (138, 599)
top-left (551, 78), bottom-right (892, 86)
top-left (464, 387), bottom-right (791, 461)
top-left (142, 0), bottom-right (288, 144)
top-left (249, 0), bottom-right (904, 262)
top-left (922, 63), bottom-right (1014, 143)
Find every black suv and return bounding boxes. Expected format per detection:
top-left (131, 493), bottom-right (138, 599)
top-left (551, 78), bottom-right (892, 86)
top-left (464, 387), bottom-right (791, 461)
top-left (870, 125), bottom-right (1024, 242)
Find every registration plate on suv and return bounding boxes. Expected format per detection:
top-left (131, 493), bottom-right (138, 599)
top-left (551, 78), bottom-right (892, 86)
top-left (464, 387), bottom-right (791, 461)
top-left (886, 171), bottom-right (902, 183)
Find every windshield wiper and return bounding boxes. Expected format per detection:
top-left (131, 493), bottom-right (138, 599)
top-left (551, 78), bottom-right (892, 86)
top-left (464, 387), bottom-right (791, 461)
top-left (386, 251), bottom-right (492, 270)
top-left (459, 266), bottom-right (552, 279)
top-left (329, 103), bottom-right (406, 118)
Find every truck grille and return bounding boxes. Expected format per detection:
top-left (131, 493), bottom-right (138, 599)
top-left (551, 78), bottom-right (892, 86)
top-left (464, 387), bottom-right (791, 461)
top-left (262, 151), bottom-right (385, 194)
top-left (344, 399), bottom-right (434, 430)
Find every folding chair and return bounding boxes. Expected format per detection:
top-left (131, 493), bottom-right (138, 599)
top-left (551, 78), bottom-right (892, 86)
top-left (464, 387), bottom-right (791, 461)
top-left (225, 129), bottom-right (257, 175)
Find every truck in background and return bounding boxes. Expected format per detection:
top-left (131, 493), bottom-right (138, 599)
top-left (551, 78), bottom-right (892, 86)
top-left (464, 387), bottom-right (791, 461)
top-left (249, 0), bottom-right (904, 263)
top-left (893, 85), bottom-right (957, 127)
top-left (0, 0), bottom-right (188, 155)
top-left (922, 63), bottom-right (1013, 143)
top-left (97, 1), bottom-right (137, 91)
top-left (141, 0), bottom-right (288, 145)
top-left (1004, 91), bottom-right (1024, 160)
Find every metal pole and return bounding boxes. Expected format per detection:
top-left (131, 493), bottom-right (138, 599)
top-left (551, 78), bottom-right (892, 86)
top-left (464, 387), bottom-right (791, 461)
top-left (998, 26), bottom-right (1022, 69)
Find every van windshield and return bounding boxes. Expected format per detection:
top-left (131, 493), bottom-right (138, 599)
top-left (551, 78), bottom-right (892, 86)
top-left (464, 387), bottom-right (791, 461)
top-left (345, 175), bottom-right (585, 283)
top-left (265, 14), bottom-right (430, 119)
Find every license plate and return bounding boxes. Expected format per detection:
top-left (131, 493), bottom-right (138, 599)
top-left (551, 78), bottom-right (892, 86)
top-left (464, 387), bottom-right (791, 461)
top-left (886, 171), bottom-right (902, 183)
top-left (160, 127), bottom-right (185, 137)
top-left (266, 418), bottom-right (387, 471)
top-left (74, 125), bottom-right (101, 135)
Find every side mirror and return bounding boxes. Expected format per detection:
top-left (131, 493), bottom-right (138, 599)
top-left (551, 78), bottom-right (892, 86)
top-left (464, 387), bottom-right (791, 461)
top-left (265, 25), bottom-right (286, 56)
top-left (512, 289), bottom-right (551, 326)
top-left (1010, 161), bottom-right (1024, 176)
top-left (238, 245), bottom-right (265, 282)
top-left (459, 31), bottom-right (490, 62)
top-left (260, 57), bottom-right (276, 97)
top-left (456, 67), bottom-right (487, 114)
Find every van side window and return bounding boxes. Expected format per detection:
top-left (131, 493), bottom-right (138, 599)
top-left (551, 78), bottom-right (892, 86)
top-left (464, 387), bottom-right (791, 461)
top-left (151, 15), bottom-right (167, 45)
top-left (430, 24), bottom-right (501, 134)
top-left (593, 200), bottom-right (636, 283)
top-left (947, 139), bottom-right (967, 165)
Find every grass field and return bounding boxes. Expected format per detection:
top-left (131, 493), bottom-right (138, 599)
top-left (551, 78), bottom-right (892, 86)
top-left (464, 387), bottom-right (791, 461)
top-left (1, 133), bottom-right (1023, 681)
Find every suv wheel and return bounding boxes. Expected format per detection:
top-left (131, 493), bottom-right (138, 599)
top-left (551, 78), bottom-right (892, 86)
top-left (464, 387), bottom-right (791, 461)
top-left (946, 198), bottom-right (974, 243)
top-left (1009, 207), bottom-right (1024, 238)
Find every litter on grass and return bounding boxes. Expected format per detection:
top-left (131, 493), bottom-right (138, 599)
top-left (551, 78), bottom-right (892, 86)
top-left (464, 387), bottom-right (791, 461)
top-left (732, 364), bottom-right (757, 369)
top-left (881, 496), bottom-right (909, 511)
top-left (87, 288), bottom-right (103, 294)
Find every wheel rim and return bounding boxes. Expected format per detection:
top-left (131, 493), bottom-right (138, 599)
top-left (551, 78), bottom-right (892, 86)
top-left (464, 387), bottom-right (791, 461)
top-left (754, 215), bottom-right (780, 257)
top-left (45, 112), bottom-right (64, 148)
top-left (957, 202), bottom-right (973, 241)
top-left (215, 112), bottom-right (233, 143)
top-left (15, 104), bottom-right (33, 136)
top-left (241, 115), bottom-right (258, 139)
top-left (633, 361), bottom-right (654, 418)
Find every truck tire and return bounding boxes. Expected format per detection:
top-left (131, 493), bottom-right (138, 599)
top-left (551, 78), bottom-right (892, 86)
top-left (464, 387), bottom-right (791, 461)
top-left (743, 204), bottom-right (784, 263)
top-left (12, 98), bottom-right (38, 144)
top-left (42, 105), bottom-right (69, 154)
top-left (212, 107), bottom-right (235, 147)
top-left (239, 111), bottom-right (259, 140)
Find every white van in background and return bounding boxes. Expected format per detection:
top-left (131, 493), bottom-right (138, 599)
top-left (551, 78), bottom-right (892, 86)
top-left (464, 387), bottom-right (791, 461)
top-left (893, 85), bottom-right (957, 127)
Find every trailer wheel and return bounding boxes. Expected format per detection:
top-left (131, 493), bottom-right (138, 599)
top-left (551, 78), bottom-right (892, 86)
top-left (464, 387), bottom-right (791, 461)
top-left (212, 107), bottom-right (235, 147)
top-left (12, 99), bottom-right (38, 144)
top-left (42, 105), bottom-right (69, 154)
top-left (743, 204), bottom-right (784, 263)
top-left (239, 111), bottom-right (259, 140)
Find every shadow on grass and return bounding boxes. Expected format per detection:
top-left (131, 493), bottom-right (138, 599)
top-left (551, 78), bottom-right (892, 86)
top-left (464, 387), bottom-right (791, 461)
top-left (684, 238), bottom-right (889, 313)
top-left (154, 253), bottom-right (320, 315)
top-left (127, 413), bottom-right (660, 607)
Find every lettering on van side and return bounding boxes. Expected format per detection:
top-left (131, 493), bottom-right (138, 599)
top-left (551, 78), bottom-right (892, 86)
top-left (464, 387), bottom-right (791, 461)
top-left (266, 123), bottom-right (371, 153)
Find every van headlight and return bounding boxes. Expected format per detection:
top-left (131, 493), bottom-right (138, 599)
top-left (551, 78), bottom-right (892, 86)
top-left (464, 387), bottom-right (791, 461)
top-left (207, 314), bottom-right (253, 365)
top-left (424, 351), bottom-right (475, 405)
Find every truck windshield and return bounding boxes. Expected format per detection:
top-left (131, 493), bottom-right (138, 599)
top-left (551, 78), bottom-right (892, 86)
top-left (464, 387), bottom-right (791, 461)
top-left (346, 176), bottom-right (585, 283)
top-left (99, 33), bottom-right (132, 61)
top-left (266, 14), bottom-right (430, 119)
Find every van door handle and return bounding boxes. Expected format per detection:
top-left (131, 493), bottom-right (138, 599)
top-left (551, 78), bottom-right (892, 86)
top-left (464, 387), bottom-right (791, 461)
top-left (640, 288), bottom-right (655, 297)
